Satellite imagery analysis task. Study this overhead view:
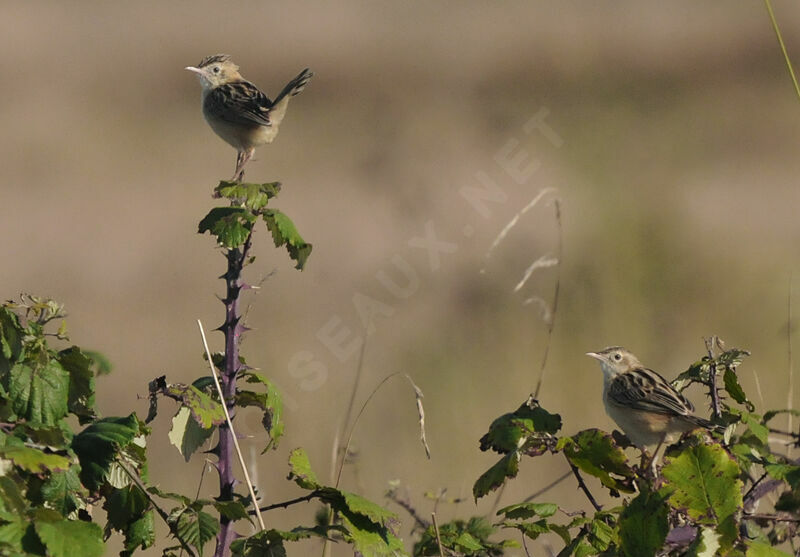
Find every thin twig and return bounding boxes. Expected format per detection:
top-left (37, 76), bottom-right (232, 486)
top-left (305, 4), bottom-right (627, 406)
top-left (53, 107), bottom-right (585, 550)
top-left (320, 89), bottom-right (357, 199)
top-left (197, 320), bottom-right (266, 532)
top-left (521, 532), bottom-right (532, 557)
top-left (534, 199), bottom-right (562, 399)
top-left (788, 274), bottom-right (794, 458)
top-left (704, 337), bottom-right (722, 420)
top-left (117, 460), bottom-right (197, 557)
top-left (256, 492), bottom-right (320, 513)
top-left (566, 456), bottom-right (602, 512)
top-left (523, 470), bottom-right (573, 502)
top-left (194, 459), bottom-right (211, 501)
top-left (488, 483), bottom-right (508, 517)
top-left (431, 512), bottom-right (445, 557)
top-left (745, 512), bottom-right (800, 523)
top-left (764, 0), bottom-right (800, 102)
top-left (743, 472), bottom-right (768, 506)
top-left (339, 316), bottom-right (371, 454)
top-left (335, 372), bottom-right (419, 489)
top-left (386, 490), bottom-right (429, 530)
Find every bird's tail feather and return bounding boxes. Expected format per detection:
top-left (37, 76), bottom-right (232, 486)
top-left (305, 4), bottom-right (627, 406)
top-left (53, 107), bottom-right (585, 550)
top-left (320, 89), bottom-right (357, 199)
top-left (274, 68), bottom-right (313, 105)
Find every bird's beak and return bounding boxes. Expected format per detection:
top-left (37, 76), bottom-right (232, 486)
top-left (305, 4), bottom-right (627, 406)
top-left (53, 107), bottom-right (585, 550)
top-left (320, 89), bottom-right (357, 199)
top-left (185, 66), bottom-right (202, 74)
top-left (585, 352), bottom-right (603, 361)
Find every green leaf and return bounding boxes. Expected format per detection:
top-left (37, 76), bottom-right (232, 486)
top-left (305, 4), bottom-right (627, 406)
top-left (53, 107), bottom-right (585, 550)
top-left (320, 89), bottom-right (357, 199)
top-left (717, 348), bottom-right (751, 369)
top-left (497, 502), bottom-right (558, 520)
top-left (214, 181), bottom-right (281, 209)
top-left (479, 398), bottom-right (561, 454)
top-left (739, 411), bottom-right (769, 445)
top-left (338, 507), bottom-right (405, 557)
top-left (0, 513), bottom-right (26, 549)
top-left (763, 409), bottom-right (800, 424)
top-left (33, 510), bottom-right (104, 557)
top-left (165, 383), bottom-right (225, 428)
top-left (231, 525), bottom-right (346, 556)
top-left (500, 519), bottom-right (550, 541)
top-left (121, 512), bottom-right (155, 553)
top-left (104, 485), bottom-right (149, 531)
top-left (198, 207), bottom-right (257, 248)
top-left (168, 406), bottom-right (214, 462)
top-left (587, 516), bottom-right (616, 552)
top-left (473, 451), bottom-right (521, 500)
top-left (262, 209), bottom-right (312, 270)
top-left (173, 508), bottom-right (219, 554)
top-left (764, 462), bottom-right (800, 489)
top-left (287, 448), bottom-right (321, 490)
top-left (685, 527), bottom-right (720, 557)
top-left (558, 429), bottom-right (636, 493)
top-left (661, 440), bottom-right (742, 549)
top-left (415, 517), bottom-right (503, 556)
top-left (723, 367), bottom-right (753, 411)
top-left (618, 488), bottom-right (669, 557)
top-left (81, 350), bottom-right (112, 376)
top-left (775, 487), bottom-right (800, 512)
top-left (57, 347), bottom-right (97, 423)
top-left (0, 442), bottom-right (71, 474)
top-left (340, 490), bottom-right (397, 527)
top-left (746, 540), bottom-right (792, 557)
top-left (72, 414), bottom-right (140, 492)
top-left (40, 468), bottom-right (85, 516)
top-left (103, 484), bottom-right (155, 552)
top-left (238, 372), bottom-right (284, 450)
top-left (230, 529), bottom-right (287, 557)
top-left (9, 360), bottom-right (69, 425)
top-left (213, 500), bottom-right (250, 522)
top-left (0, 475), bottom-right (28, 515)
top-left (313, 486), bottom-right (405, 556)
top-left (0, 308), bottom-right (23, 366)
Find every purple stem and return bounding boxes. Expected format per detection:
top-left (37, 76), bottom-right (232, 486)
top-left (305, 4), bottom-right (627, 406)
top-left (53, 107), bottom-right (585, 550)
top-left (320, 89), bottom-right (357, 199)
top-left (214, 230), bottom-right (254, 557)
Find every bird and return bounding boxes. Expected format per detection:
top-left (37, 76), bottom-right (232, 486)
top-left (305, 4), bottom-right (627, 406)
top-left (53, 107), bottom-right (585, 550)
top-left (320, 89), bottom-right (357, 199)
top-left (186, 54), bottom-right (313, 182)
top-left (586, 346), bottom-right (713, 451)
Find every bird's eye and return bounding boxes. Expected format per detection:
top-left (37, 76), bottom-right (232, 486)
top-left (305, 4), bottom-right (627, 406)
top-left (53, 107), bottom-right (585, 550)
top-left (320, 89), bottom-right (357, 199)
top-left (613, 353), bottom-right (622, 361)
top-left (213, 66), bottom-right (220, 74)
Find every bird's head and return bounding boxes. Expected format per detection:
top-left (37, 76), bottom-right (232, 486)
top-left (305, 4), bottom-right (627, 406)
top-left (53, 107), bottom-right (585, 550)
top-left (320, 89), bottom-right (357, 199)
top-left (586, 346), bottom-right (642, 379)
top-left (185, 54), bottom-right (242, 90)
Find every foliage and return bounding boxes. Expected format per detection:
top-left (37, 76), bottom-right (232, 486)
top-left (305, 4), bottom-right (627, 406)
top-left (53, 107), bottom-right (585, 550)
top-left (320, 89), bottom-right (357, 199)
top-left (466, 342), bottom-right (800, 556)
top-left (0, 296), bottom-right (146, 557)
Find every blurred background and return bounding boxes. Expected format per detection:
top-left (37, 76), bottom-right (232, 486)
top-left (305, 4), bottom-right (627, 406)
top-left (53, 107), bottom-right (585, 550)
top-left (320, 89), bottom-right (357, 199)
top-left (3, 1), bottom-right (800, 554)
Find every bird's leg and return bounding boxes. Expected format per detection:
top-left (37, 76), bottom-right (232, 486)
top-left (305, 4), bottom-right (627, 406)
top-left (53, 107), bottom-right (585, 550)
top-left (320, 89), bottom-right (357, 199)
top-left (232, 149), bottom-right (255, 182)
top-left (641, 434), bottom-right (668, 484)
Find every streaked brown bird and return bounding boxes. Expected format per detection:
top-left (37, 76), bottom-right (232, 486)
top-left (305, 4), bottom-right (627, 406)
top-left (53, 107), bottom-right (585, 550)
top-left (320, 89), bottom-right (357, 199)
top-left (586, 346), bottom-right (713, 451)
top-left (186, 54), bottom-right (312, 181)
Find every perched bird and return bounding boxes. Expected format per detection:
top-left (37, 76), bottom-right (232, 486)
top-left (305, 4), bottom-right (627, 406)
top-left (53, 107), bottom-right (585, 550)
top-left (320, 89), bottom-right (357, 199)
top-left (586, 347), bottom-right (713, 451)
top-left (186, 54), bottom-right (313, 181)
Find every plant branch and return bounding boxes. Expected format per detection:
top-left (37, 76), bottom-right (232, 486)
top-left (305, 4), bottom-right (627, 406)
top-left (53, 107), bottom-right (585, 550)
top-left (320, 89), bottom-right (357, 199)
top-left (198, 319), bottom-right (265, 531)
top-left (704, 337), bottom-right (723, 420)
top-left (565, 456), bottom-right (602, 512)
top-left (431, 512), bottom-right (445, 557)
top-left (386, 490), bottom-right (429, 530)
top-left (117, 460), bottom-right (197, 557)
top-left (764, 0), bottom-right (800, 102)
top-left (256, 492), bottom-right (320, 513)
top-left (523, 470), bottom-right (573, 503)
top-left (215, 223), bottom-right (256, 557)
top-left (534, 198), bottom-right (562, 399)
top-left (745, 512), bottom-right (800, 524)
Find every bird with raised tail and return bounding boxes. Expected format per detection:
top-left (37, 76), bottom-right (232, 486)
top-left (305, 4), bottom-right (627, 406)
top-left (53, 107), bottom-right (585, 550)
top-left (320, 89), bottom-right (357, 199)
top-left (586, 346), bottom-right (713, 451)
top-left (186, 54), bottom-right (313, 182)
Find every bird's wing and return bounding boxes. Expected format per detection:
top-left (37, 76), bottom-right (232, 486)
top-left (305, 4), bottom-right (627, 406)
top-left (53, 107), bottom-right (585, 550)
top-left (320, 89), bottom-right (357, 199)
top-left (608, 367), bottom-right (694, 417)
top-left (204, 81), bottom-right (273, 127)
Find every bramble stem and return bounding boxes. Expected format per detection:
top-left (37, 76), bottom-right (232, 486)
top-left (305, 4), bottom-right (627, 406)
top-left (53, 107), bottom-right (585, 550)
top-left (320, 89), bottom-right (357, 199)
top-left (214, 228), bottom-right (254, 557)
